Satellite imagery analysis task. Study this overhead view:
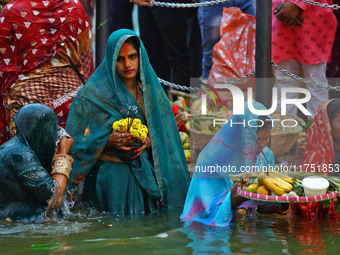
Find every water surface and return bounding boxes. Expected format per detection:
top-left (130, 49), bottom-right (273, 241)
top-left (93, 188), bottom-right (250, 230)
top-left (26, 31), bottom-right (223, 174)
top-left (1, 209), bottom-right (340, 254)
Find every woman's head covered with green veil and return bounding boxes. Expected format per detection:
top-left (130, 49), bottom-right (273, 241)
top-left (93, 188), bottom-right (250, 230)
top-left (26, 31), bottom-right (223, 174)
top-left (14, 103), bottom-right (58, 172)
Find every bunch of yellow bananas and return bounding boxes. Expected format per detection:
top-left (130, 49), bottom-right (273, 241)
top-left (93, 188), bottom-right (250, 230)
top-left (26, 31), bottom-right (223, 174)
top-left (258, 171), bottom-right (294, 196)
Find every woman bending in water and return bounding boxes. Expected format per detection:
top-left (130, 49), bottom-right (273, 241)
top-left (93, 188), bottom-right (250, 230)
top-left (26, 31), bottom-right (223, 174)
top-left (0, 104), bottom-right (73, 222)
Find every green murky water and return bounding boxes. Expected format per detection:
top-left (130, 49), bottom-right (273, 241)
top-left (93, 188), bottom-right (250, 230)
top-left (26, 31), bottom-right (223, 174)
top-left (1, 208), bottom-right (340, 254)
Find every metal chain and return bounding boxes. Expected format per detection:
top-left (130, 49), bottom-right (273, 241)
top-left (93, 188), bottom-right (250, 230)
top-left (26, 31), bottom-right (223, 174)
top-left (158, 70), bottom-right (255, 91)
top-left (150, 0), bottom-right (231, 8)
top-left (272, 61), bottom-right (340, 91)
top-left (152, 0), bottom-right (340, 91)
top-left (226, 70), bottom-right (255, 85)
top-left (158, 78), bottom-right (198, 91)
top-left (160, 64), bottom-right (340, 92)
top-left (150, 0), bottom-right (340, 9)
top-left (300, 0), bottom-right (340, 10)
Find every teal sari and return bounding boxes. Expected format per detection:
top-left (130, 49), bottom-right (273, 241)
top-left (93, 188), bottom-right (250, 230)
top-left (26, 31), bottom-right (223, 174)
top-left (66, 29), bottom-right (189, 214)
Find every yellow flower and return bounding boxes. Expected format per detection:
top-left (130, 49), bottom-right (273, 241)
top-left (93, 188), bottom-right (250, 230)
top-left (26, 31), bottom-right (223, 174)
top-left (112, 118), bottom-right (148, 141)
top-left (112, 122), bottom-right (120, 131)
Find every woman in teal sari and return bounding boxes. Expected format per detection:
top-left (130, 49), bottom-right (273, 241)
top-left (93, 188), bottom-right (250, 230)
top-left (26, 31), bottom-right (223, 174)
top-left (66, 29), bottom-right (189, 214)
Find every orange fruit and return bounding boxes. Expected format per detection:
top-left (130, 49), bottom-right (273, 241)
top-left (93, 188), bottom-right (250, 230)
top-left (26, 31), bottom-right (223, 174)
top-left (257, 185), bottom-right (270, 195)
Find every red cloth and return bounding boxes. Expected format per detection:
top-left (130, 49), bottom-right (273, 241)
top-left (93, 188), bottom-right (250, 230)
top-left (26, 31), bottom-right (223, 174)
top-left (303, 100), bottom-right (335, 171)
top-left (0, 0), bottom-right (90, 93)
top-left (171, 105), bottom-right (188, 133)
top-left (291, 197), bottom-right (340, 219)
top-left (272, 0), bottom-right (337, 65)
top-left (0, 0), bottom-right (92, 144)
top-left (208, 7), bottom-right (256, 90)
top-left (294, 100), bottom-right (340, 219)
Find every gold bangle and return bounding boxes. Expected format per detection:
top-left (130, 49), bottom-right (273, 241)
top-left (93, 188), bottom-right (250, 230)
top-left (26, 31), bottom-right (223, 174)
top-left (51, 168), bottom-right (70, 179)
top-left (51, 154), bottom-right (73, 179)
top-left (53, 154), bottom-right (74, 163)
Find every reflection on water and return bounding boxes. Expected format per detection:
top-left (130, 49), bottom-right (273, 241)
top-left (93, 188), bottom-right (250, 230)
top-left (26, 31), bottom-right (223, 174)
top-left (1, 208), bottom-right (340, 254)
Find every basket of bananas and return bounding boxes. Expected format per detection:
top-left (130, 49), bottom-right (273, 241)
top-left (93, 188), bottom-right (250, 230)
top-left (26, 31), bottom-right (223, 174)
top-left (230, 171), bottom-right (338, 203)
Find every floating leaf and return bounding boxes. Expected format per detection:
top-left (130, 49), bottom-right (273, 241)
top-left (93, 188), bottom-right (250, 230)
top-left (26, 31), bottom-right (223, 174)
top-left (30, 242), bottom-right (63, 250)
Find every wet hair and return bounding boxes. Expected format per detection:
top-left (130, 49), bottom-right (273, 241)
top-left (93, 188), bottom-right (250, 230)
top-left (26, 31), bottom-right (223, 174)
top-left (257, 115), bottom-right (272, 133)
top-left (124, 36), bottom-right (140, 52)
top-left (327, 99), bottom-right (340, 124)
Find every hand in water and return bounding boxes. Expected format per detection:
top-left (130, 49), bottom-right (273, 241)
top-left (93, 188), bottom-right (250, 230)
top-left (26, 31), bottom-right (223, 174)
top-left (45, 180), bottom-right (61, 218)
top-left (231, 182), bottom-right (248, 209)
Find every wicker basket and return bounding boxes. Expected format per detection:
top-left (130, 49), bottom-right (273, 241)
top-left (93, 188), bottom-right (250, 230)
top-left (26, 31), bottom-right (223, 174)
top-left (270, 112), bottom-right (304, 158)
top-left (188, 111), bottom-right (304, 157)
top-left (188, 111), bottom-right (231, 150)
top-left (188, 128), bottom-right (215, 151)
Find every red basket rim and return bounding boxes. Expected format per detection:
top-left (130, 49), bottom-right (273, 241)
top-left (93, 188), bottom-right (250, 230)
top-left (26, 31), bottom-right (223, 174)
top-left (237, 187), bottom-right (337, 203)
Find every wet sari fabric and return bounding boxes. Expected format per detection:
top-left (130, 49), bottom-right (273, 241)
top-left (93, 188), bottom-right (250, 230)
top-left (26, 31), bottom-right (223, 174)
top-left (66, 29), bottom-right (189, 215)
top-left (180, 103), bottom-right (274, 226)
top-left (0, 104), bottom-right (58, 220)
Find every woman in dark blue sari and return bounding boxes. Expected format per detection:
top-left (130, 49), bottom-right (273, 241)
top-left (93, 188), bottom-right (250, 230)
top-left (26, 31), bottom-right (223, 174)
top-left (0, 103), bottom-right (73, 221)
top-left (66, 29), bottom-right (190, 215)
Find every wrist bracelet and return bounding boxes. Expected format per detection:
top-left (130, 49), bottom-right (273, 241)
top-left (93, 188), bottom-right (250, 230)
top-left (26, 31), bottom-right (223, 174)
top-left (51, 154), bottom-right (73, 179)
top-left (53, 154), bottom-right (74, 163)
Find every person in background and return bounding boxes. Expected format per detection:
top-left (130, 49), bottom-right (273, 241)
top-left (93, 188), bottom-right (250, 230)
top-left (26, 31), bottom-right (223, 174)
top-left (133, 0), bottom-right (201, 91)
top-left (110, 0), bottom-right (135, 32)
top-left (303, 99), bottom-right (340, 175)
top-left (66, 29), bottom-right (189, 215)
top-left (0, 0), bottom-right (94, 145)
top-left (0, 104), bottom-right (74, 222)
top-left (327, 0), bottom-right (340, 99)
top-left (198, 0), bottom-right (255, 79)
top-left (293, 99), bottom-right (340, 219)
top-left (272, 0), bottom-right (337, 117)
